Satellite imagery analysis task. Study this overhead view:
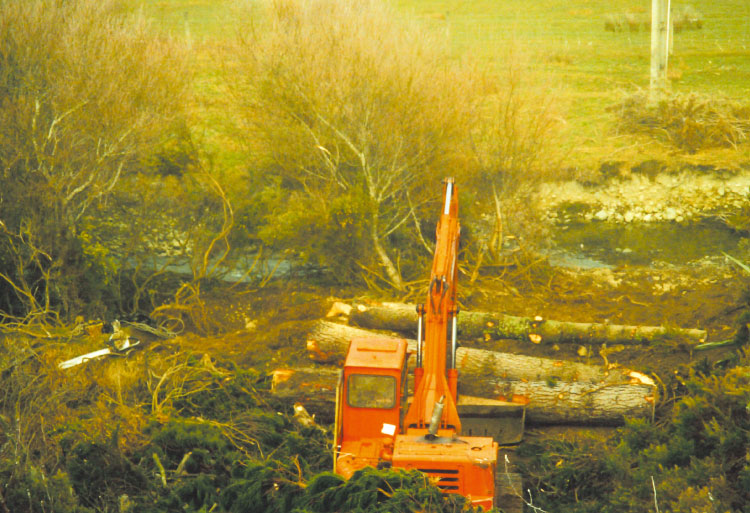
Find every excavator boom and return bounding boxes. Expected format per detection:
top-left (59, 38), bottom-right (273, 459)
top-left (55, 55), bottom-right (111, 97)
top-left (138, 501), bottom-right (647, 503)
top-left (403, 178), bottom-right (462, 433)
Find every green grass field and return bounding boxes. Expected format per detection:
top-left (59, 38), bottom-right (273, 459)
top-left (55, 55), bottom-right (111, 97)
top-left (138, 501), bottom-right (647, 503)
top-left (138, 0), bottom-right (750, 169)
top-left (396, 0), bottom-right (750, 101)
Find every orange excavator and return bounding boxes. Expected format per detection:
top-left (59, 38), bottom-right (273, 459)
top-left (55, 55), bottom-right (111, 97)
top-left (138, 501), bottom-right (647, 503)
top-left (333, 178), bottom-right (504, 509)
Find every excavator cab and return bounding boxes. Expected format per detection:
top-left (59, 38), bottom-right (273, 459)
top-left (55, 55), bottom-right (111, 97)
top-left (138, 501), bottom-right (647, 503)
top-left (334, 337), bottom-right (409, 477)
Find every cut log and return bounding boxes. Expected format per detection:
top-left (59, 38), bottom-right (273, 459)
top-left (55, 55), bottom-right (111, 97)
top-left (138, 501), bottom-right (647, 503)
top-left (307, 321), bottom-right (649, 385)
top-left (271, 366), bottom-right (340, 424)
top-left (271, 366), bottom-right (340, 397)
top-left (270, 366), bottom-right (656, 425)
top-left (271, 366), bottom-right (340, 399)
top-left (482, 380), bottom-right (655, 425)
top-left (343, 302), bottom-right (706, 345)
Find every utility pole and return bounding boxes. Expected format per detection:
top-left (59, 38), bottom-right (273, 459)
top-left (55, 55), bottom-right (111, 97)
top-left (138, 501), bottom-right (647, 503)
top-left (650, 0), bottom-right (670, 102)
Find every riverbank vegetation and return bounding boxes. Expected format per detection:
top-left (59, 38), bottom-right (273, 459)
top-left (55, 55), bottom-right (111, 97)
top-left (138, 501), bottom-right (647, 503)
top-left (2, 0), bottom-right (750, 511)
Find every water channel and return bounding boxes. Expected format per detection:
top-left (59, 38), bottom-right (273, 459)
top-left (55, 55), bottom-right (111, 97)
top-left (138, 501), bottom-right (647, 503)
top-left (549, 218), bottom-right (748, 268)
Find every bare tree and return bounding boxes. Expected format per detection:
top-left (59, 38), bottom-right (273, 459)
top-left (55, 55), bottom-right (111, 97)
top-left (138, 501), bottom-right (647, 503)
top-left (0, 0), bottom-right (189, 323)
top-left (468, 47), bottom-right (564, 266)
top-left (230, 0), bottom-right (480, 290)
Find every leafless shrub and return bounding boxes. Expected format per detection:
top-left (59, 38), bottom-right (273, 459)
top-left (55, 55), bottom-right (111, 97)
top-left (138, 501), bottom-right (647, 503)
top-left (150, 169), bottom-right (237, 336)
top-left (0, 0), bottom-right (189, 324)
top-left (604, 14), bottom-right (625, 32)
top-left (604, 6), bottom-right (703, 34)
top-left (229, 0), bottom-right (482, 290)
top-left (612, 91), bottom-right (750, 153)
top-left (0, 335), bottom-right (92, 469)
top-left (466, 46), bottom-right (566, 273)
top-left (672, 5), bottom-right (704, 31)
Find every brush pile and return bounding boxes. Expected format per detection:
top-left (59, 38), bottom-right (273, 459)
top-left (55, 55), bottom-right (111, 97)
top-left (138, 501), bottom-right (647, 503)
top-left (0, 329), bottom-right (468, 513)
top-left (613, 92), bottom-right (750, 152)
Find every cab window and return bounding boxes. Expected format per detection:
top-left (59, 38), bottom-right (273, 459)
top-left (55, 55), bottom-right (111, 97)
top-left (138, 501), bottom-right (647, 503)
top-left (347, 374), bottom-right (396, 409)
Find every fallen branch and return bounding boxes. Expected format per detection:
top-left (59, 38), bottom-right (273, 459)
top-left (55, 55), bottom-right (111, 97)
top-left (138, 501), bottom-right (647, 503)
top-left (340, 302), bottom-right (706, 345)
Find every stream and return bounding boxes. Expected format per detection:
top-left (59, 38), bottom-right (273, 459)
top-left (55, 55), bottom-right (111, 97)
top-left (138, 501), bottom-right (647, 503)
top-left (549, 218), bottom-right (748, 268)
top-left (147, 218), bottom-right (749, 279)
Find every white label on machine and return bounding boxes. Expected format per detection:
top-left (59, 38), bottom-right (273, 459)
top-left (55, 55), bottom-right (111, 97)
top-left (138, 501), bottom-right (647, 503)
top-left (381, 423), bottom-right (397, 436)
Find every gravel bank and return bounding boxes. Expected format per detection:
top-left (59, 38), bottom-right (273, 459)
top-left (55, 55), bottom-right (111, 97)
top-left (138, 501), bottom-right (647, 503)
top-left (539, 171), bottom-right (750, 224)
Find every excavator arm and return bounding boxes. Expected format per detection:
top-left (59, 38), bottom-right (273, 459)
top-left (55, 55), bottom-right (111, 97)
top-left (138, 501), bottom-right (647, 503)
top-left (403, 177), bottom-right (462, 434)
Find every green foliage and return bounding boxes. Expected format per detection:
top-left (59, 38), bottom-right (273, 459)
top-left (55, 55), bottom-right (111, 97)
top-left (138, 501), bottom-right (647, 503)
top-left (130, 378), bottom-right (330, 511)
top-left (300, 472), bottom-right (348, 511)
top-left (314, 467), bottom-right (467, 513)
top-left (171, 366), bottom-right (269, 419)
top-left (164, 366), bottom-right (330, 472)
top-left (145, 419), bottom-right (238, 473)
top-left (266, 424), bottom-right (332, 475)
top-left (221, 459), bottom-right (305, 513)
top-left (137, 418), bottom-right (254, 512)
top-left (518, 436), bottom-right (617, 510)
top-left (0, 462), bottom-right (92, 513)
top-left (123, 401), bottom-right (452, 513)
top-left (221, 465), bottom-right (466, 513)
top-left (518, 359), bottom-right (750, 513)
top-left (66, 439), bottom-right (150, 511)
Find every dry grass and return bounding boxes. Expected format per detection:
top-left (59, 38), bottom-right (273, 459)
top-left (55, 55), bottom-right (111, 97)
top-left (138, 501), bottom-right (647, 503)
top-left (612, 92), bottom-right (750, 153)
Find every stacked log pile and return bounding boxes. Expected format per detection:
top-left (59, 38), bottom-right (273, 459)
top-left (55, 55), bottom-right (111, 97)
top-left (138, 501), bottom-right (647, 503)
top-left (271, 302), bottom-right (707, 426)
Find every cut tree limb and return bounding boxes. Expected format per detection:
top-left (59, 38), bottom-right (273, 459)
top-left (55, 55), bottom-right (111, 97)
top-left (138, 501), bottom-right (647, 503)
top-left (307, 321), bottom-right (651, 385)
top-left (340, 302), bottom-right (706, 345)
top-left (271, 366), bottom-right (656, 425)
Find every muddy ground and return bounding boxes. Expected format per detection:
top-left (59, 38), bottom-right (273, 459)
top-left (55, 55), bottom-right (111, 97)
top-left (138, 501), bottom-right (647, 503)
top-left (184, 257), bottom-right (748, 406)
